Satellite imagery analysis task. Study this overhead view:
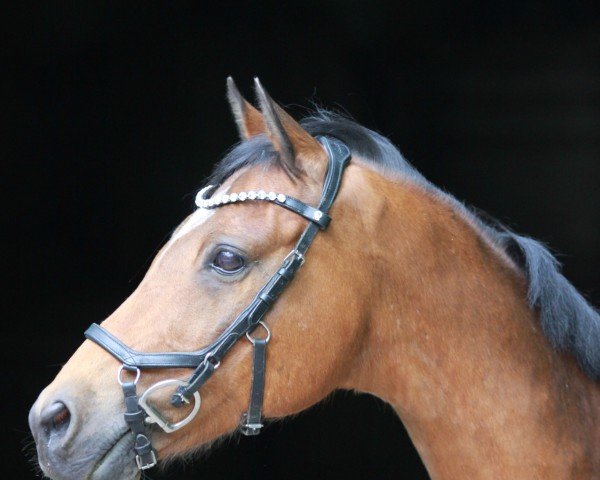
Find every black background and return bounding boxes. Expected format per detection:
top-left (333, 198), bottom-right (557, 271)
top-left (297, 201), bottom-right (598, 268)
top-left (5, 2), bottom-right (599, 479)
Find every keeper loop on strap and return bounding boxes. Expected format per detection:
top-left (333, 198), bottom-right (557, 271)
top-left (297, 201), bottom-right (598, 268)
top-left (171, 357), bottom-right (217, 407)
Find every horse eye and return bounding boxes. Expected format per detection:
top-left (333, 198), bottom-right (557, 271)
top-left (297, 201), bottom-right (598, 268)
top-left (212, 249), bottom-right (245, 274)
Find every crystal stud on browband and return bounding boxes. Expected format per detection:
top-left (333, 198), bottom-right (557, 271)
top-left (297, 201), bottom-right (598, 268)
top-left (195, 190), bottom-right (288, 210)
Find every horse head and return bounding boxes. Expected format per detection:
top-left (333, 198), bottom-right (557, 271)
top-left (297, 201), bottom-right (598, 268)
top-left (29, 79), bottom-right (373, 480)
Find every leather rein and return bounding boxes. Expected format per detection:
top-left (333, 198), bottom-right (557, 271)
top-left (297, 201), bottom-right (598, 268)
top-left (84, 136), bottom-right (351, 470)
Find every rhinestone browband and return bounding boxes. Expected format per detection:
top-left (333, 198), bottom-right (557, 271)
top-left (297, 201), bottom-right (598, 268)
top-left (196, 189), bottom-right (287, 209)
top-left (194, 186), bottom-right (328, 226)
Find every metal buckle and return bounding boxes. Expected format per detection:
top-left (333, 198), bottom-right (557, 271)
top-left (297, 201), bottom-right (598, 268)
top-left (283, 249), bottom-right (305, 267)
top-left (239, 412), bottom-right (264, 436)
top-left (204, 351), bottom-right (221, 369)
top-left (136, 450), bottom-right (157, 470)
top-left (139, 379), bottom-right (201, 433)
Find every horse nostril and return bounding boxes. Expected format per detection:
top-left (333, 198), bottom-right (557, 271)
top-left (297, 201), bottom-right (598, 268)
top-left (40, 401), bottom-right (71, 436)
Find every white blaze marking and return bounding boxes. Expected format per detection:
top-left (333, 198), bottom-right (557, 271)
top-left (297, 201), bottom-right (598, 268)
top-left (171, 207), bottom-right (215, 241)
top-left (155, 186), bottom-right (230, 264)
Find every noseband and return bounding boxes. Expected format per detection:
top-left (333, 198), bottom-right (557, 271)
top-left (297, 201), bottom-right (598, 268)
top-left (84, 136), bottom-right (350, 470)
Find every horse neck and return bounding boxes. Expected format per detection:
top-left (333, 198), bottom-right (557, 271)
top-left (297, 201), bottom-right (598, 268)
top-left (338, 165), bottom-right (600, 479)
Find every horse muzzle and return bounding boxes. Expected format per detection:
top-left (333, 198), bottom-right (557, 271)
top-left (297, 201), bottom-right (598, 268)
top-left (28, 387), bottom-right (138, 480)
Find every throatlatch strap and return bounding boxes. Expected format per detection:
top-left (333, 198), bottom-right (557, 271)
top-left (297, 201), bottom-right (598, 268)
top-left (240, 338), bottom-right (268, 436)
top-left (122, 381), bottom-right (157, 470)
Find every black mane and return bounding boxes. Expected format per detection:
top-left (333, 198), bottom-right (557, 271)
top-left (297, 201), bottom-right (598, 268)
top-left (208, 110), bottom-right (600, 381)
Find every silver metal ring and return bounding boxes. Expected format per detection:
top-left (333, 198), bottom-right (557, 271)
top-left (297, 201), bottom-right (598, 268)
top-left (246, 321), bottom-right (271, 345)
top-left (117, 365), bottom-right (140, 386)
top-left (204, 352), bottom-right (221, 369)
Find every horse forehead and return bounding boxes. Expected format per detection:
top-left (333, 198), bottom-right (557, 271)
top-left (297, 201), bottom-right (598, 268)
top-left (170, 183), bottom-right (237, 242)
top-left (162, 167), bottom-right (304, 259)
top-left (172, 207), bottom-right (214, 241)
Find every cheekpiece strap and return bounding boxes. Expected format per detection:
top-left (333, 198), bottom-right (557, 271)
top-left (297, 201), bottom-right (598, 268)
top-left (122, 379), bottom-right (157, 470)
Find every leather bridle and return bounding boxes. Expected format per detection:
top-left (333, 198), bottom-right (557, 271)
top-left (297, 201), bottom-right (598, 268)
top-left (84, 136), bottom-right (351, 470)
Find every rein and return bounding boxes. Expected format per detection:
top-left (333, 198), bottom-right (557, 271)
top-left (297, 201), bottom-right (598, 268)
top-left (84, 136), bottom-right (351, 470)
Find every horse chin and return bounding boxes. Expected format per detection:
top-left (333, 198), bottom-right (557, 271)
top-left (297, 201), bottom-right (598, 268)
top-left (88, 432), bottom-right (139, 480)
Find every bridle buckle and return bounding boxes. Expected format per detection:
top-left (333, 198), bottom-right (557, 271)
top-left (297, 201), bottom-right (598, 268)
top-left (136, 450), bottom-right (157, 470)
top-left (283, 249), bottom-right (305, 267)
top-left (239, 412), bottom-right (264, 436)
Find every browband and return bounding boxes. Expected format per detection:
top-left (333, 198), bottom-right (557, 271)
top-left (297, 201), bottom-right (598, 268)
top-left (196, 190), bottom-right (332, 230)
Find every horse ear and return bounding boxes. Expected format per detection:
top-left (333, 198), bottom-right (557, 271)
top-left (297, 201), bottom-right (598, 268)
top-left (226, 77), bottom-right (265, 139)
top-left (254, 78), bottom-right (326, 179)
